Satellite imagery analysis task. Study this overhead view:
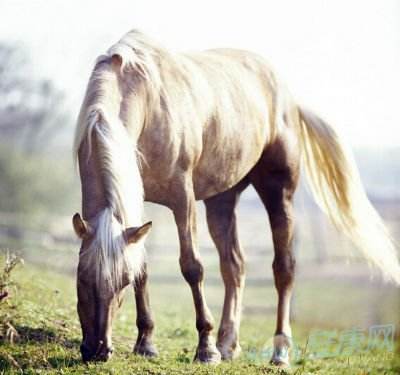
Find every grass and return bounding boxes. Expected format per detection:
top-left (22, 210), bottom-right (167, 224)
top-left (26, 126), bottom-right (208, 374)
top-left (0, 255), bottom-right (399, 374)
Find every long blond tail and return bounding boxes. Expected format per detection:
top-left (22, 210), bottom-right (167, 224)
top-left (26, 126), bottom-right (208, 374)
top-left (298, 107), bottom-right (400, 285)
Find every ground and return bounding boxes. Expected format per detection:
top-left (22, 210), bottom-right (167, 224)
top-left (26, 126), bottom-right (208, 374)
top-left (0, 258), bottom-right (399, 375)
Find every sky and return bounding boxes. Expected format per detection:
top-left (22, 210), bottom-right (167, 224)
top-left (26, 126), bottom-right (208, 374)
top-left (1, 0), bottom-right (400, 148)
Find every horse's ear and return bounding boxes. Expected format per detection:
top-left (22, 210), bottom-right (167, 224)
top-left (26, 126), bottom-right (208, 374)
top-left (111, 54), bottom-right (123, 66)
top-left (125, 222), bottom-right (152, 245)
top-left (72, 213), bottom-right (91, 239)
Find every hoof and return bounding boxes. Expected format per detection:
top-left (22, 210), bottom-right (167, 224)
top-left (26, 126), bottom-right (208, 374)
top-left (270, 334), bottom-right (291, 368)
top-left (133, 341), bottom-right (158, 358)
top-left (194, 341), bottom-right (221, 364)
top-left (270, 358), bottom-right (290, 368)
top-left (217, 342), bottom-right (242, 360)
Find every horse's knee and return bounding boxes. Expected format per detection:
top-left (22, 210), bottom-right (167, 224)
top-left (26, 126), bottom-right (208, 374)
top-left (272, 254), bottom-right (295, 290)
top-left (180, 256), bottom-right (204, 285)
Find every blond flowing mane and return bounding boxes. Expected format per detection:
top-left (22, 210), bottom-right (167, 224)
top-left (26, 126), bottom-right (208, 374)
top-left (73, 31), bottom-right (160, 291)
top-left (73, 30), bottom-right (166, 161)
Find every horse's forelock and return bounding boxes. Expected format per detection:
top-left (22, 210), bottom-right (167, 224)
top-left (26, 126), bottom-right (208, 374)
top-left (79, 208), bottom-right (144, 293)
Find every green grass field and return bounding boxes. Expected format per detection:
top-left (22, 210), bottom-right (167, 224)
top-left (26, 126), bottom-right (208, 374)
top-left (0, 256), bottom-right (399, 374)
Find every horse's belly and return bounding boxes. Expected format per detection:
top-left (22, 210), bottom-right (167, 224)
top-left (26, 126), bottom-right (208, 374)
top-left (192, 125), bottom-right (267, 200)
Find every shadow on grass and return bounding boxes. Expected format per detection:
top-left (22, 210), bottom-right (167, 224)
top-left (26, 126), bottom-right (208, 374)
top-left (0, 325), bottom-right (83, 371)
top-left (0, 353), bottom-right (83, 371)
top-left (12, 325), bottom-right (80, 348)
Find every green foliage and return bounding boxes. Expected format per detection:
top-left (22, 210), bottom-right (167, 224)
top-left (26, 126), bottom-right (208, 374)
top-left (0, 43), bottom-right (69, 152)
top-left (0, 250), bottom-right (23, 302)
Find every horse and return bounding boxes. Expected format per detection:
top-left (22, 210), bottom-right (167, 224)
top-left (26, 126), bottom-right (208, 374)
top-left (72, 30), bottom-right (400, 366)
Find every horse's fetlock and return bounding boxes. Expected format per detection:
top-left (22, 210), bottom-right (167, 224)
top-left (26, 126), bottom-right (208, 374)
top-left (136, 316), bottom-right (154, 333)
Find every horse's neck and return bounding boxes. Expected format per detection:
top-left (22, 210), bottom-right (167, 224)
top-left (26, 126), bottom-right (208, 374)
top-left (79, 137), bottom-right (106, 220)
top-left (120, 80), bottom-right (149, 142)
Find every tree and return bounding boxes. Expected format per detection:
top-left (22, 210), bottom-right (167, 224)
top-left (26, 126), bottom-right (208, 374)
top-left (0, 44), bottom-right (77, 218)
top-left (0, 44), bottom-right (68, 152)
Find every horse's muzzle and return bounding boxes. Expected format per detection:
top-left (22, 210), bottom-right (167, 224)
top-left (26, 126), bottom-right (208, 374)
top-left (80, 342), bottom-right (114, 362)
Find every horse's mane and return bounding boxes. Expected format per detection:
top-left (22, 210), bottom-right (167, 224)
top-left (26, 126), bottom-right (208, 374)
top-left (73, 30), bottom-right (168, 160)
top-left (74, 30), bottom-right (159, 291)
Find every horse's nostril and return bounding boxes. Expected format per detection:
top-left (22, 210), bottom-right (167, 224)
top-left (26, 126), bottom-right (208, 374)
top-left (94, 344), bottom-right (114, 362)
top-left (80, 343), bottom-right (95, 362)
top-left (96, 348), bottom-right (113, 362)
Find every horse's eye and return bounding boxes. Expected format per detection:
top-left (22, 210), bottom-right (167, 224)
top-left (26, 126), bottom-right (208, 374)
top-left (114, 212), bottom-right (123, 224)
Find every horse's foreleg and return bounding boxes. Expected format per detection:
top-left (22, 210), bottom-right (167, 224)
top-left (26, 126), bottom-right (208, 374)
top-left (204, 181), bottom-right (248, 360)
top-left (133, 264), bottom-right (158, 357)
top-left (172, 185), bottom-right (221, 364)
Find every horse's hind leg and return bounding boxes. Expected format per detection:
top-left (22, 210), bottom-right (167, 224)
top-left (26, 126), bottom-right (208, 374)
top-left (133, 263), bottom-right (158, 357)
top-left (249, 132), bottom-right (300, 367)
top-left (204, 179), bottom-right (249, 360)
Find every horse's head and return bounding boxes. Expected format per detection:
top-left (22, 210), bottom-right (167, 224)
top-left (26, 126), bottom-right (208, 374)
top-left (72, 211), bottom-right (151, 362)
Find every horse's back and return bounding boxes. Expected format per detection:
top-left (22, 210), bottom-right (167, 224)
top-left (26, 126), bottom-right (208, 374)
top-left (182, 50), bottom-right (281, 198)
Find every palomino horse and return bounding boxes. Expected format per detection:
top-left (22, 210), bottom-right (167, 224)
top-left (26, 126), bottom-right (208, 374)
top-left (72, 30), bottom-right (400, 366)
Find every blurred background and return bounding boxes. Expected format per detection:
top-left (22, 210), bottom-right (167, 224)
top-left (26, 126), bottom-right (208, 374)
top-left (0, 0), bottom-right (399, 335)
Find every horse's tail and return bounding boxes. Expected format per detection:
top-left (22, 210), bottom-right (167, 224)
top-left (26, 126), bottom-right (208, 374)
top-left (297, 106), bottom-right (400, 285)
